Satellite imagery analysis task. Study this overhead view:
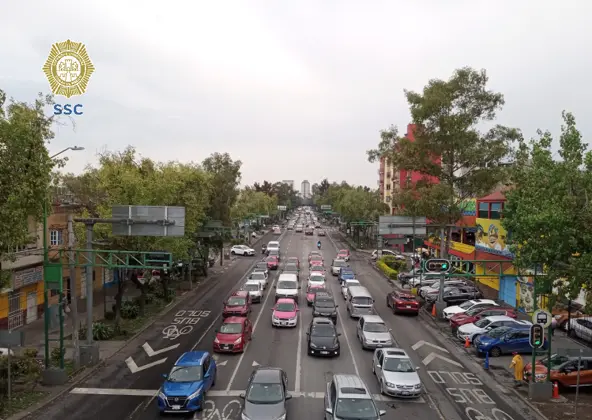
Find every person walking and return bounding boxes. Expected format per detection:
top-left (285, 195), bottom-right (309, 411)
top-left (509, 352), bottom-right (524, 387)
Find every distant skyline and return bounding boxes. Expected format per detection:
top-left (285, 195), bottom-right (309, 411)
top-left (2, 1), bottom-right (590, 188)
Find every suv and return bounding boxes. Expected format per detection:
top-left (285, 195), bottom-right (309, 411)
top-left (240, 367), bottom-right (292, 419)
top-left (313, 292), bottom-right (338, 324)
top-left (324, 374), bottom-right (386, 419)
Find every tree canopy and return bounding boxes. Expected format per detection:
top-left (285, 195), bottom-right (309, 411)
top-left (202, 153), bottom-right (242, 226)
top-left (367, 67), bottom-right (521, 256)
top-left (503, 111), bottom-right (592, 308)
top-left (313, 181), bottom-right (387, 222)
top-left (251, 181), bottom-right (300, 209)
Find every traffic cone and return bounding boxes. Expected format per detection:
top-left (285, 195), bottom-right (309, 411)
top-left (431, 304), bottom-right (436, 317)
top-left (464, 336), bottom-right (471, 348)
top-left (552, 382), bottom-right (560, 399)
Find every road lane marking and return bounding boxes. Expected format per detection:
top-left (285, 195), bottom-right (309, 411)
top-left (294, 272), bottom-right (304, 392)
top-left (125, 356), bottom-right (168, 373)
top-left (412, 340), bottom-right (448, 353)
top-left (70, 387), bottom-right (426, 403)
top-left (422, 353), bottom-right (462, 368)
top-left (142, 342), bottom-right (180, 357)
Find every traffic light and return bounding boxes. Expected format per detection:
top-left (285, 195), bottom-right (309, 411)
top-left (529, 324), bottom-right (545, 348)
top-left (425, 259), bottom-right (451, 273)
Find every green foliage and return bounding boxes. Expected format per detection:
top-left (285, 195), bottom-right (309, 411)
top-left (251, 181), bottom-right (301, 209)
top-left (381, 255), bottom-right (406, 271)
top-left (120, 301), bottom-right (140, 319)
top-left (79, 322), bottom-right (115, 341)
top-left (503, 111), bottom-right (592, 304)
top-left (202, 152), bottom-right (242, 225)
top-left (23, 348), bottom-right (39, 358)
top-left (50, 347), bottom-right (65, 366)
top-left (0, 355), bottom-right (42, 394)
top-left (313, 182), bottom-right (388, 222)
top-left (0, 90), bottom-right (57, 288)
top-left (377, 257), bottom-right (399, 280)
top-left (232, 189), bottom-right (278, 221)
top-left (366, 68), bottom-right (520, 253)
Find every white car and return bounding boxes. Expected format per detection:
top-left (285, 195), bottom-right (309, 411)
top-left (307, 273), bottom-right (326, 289)
top-left (266, 241), bottom-right (281, 254)
top-left (442, 299), bottom-right (498, 320)
top-left (243, 280), bottom-right (264, 303)
top-left (341, 279), bottom-right (361, 300)
top-left (372, 348), bottom-right (422, 398)
top-left (248, 271), bottom-right (268, 290)
top-left (457, 316), bottom-right (531, 344)
top-left (371, 249), bottom-right (406, 261)
top-left (231, 245), bottom-right (255, 256)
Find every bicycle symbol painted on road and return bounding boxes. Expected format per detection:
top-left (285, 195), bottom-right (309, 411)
top-left (196, 399), bottom-right (242, 420)
top-left (162, 324), bottom-right (193, 340)
top-left (465, 407), bottom-right (515, 420)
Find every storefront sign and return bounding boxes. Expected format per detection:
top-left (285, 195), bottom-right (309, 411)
top-left (12, 266), bottom-right (43, 289)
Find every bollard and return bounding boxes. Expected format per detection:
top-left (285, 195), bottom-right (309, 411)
top-left (484, 352), bottom-right (490, 370)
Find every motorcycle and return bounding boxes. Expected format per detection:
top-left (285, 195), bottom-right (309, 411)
top-left (317, 242), bottom-right (321, 250)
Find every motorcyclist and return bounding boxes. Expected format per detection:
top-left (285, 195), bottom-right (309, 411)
top-left (317, 240), bottom-right (321, 250)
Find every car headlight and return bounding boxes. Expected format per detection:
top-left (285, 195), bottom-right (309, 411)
top-left (214, 337), bottom-right (220, 344)
top-left (275, 414), bottom-right (286, 420)
top-left (241, 413), bottom-right (252, 420)
top-left (331, 311), bottom-right (337, 316)
top-left (387, 382), bottom-right (395, 387)
top-left (158, 391), bottom-right (167, 400)
top-left (415, 384), bottom-right (422, 389)
top-left (234, 337), bottom-right (242, 344)
top-left (313, 311), bottom-right (320, 316)
top-left (310, 343), bottom-right (318, 348)
top-left (273, 316), bottom-right (279, 321)
top-left (188, 387), bottom-right (203, 400)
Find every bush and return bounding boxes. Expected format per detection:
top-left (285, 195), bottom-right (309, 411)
top-left (121, 301), bottom-right (140, 319)
top-left (0, 355), bottom-right (42, 393)
top-left (104, 311), bottom-right (115, 321)
top-left (144, 293), bottom-right (155, 304)
top-left (51, 347), bottom-right (65, 366)
top-left (79, 322), bottom-right (115, 341)
top-left (23, 348), bottom-right (39, 358)
top-left (377, 258), bottom-right (398, 280)
top-left (381, 256), bottom-right (406, 271)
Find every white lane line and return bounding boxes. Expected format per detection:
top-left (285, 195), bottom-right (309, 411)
top-left (294, 278), bottom-right (304, 392)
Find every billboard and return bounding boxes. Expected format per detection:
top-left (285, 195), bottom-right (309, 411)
top-left (475, 218), bottom-right (513, 258)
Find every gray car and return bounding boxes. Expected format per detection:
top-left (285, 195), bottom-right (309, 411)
top-left (283, 263), bottom-right (300, 280)
top-left (356, 315), bottom-right (393, 350)
top-left (240, 367), bottom-right (292, 420)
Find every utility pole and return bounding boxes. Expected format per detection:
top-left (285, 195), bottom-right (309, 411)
top-left (67, 215), bottom-right (80, 369)
top-left (85, 223), bottom-right (95, 346)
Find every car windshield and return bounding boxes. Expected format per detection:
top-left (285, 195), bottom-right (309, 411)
top-left (383, 357), bottom-right (415, 373)
top-left (278, 281), bottom-right (297, 289)
top-left (245, 284), bottom-right (259, 292)
top-left (364, 322), bottom-right (388, 333)
top-left (310, 276), bottom-right (324, 282)
top-left (335, 398), bottom-right (378, 419)
top-left (474, 318), bottom-right (492, 328)
top-left (352, 297), bottom-right (373, 306)
top-left (460, 301), bottom-right (476, 309)
top-left (219, 323), bottom-right (243, 334)
top-left (269, 250), bottom-right (279, 256)
top-left (466, 306), bottom-right (489, 316)
top-left (256, 263), bottom-right (267, 269)
top-left (333, 260), bottom-right (346, 267)
top-left (246, 383), bottom-right (284, 404)
top-left (167, 365), bottom-right (202, 382)
top-left (395, 294), bottom-right (414, 301)
top-left (315, 299), bottom-right (335, 308)
top-left (275, 303), bottom-right (295, 312)
top-left (266, 256), bottom-right (277, 262)
top-left (308, 287), bottom-right (325, 294)
top-left (486, 327), bottom-right (511, 338)
top-left (311, 325), bottom-right (336, 337)
top-left (250, 273), bottom-right (265, 280)
top-left (542, 355), bottom-right (570, 368)
top-left (287, 259), bottom-right (298, 264)
top-left (285, 264), bottom-right (298, 271)
top-left (227, 297), bottom-right (246, 306)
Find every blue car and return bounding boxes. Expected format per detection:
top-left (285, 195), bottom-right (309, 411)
top-left (157, 351), bottom-right (216, 414)
top-left (475, 326), bottom-right (547, 357)
top-left (338, 268), bottom-right (355, 284)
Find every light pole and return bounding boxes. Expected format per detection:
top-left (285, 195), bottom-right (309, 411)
top-left (42, 146), bottom-right (84, 376)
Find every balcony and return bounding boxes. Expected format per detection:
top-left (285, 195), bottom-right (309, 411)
top-left (3, 247), bottom-right (43, 270)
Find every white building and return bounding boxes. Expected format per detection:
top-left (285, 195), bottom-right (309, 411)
top-left (301, 180), bottom-right (311, 199)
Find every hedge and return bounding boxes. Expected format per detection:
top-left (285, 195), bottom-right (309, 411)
top-left (377, 257), bottom-right (398, 280)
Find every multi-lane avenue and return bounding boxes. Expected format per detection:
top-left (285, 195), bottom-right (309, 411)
top-left (28, 227), bottom-right (541, 420)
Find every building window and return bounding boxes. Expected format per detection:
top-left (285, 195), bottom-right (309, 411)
top-left (50, 229), bottom-right (63, 246)
top-left (478, 202), bottom-right (489, 218)
top-left (490, 202), bottom-right (502, 219)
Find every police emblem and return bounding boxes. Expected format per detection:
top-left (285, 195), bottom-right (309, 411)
top-left (42, 40), bottom-right (95, 98)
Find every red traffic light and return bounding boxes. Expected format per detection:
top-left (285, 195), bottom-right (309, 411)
top-left (426, 259), bottom-right (451, 273)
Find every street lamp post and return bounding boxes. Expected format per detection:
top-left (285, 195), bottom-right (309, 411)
top-left (42, 146), bottom-right (84, 379)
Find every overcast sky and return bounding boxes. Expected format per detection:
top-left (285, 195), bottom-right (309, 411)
top-left (1, 1), bottom-right (590, 189)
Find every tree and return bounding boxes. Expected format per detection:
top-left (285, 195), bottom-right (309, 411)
top-left (367, 67), bottom-right (521, 257)
top-left (64, 147), bottom-right (212, 321)
top-left (312, 178), bottom-right (330, 198)
top-left (503, 112), bottom-right (592, 309)
top-left (202, 153), bottom-right (242, 226)
top-left (0, 90), bottom-right (56, 288)
top-left (252, 181), bottom-right (274, 195)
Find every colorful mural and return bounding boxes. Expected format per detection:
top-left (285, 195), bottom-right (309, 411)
top-left (475, 218), bottom-right (514, 258)
top-left (460, 199), bottom-right (476, 216)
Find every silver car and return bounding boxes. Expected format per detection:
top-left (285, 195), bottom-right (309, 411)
top-left (240, 367), bottom-right (292, 420)
top-left (243, 280), bottom-right (264, 303)
top-left (356, 315), bottom-right (393, 349)
top-left (331, 259), bottom-right (348, 276)
top-left (372, 348), bottom-right (422, 398)
top-left (324, 374), bottom-right (386, 419)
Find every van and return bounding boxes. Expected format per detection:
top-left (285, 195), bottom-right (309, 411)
top-left (346, 286), bottom-right (375, 318)
top-left (267, 241), bottom-right (280, 253)
top-left (275, 273), bottom-right (300, 302)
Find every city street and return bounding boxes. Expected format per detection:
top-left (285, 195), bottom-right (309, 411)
top-left (27, 229), bottom-right (541, 420)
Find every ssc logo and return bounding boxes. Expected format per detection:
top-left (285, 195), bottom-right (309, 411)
top-left (42, 39), bottom-right (95, 98)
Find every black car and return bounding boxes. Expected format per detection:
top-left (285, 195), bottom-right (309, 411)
top-left (240, 367), bottom-right (292, 419)
top-left (312, 292), bottom-right (338, 324)
top-left (307, 317), bottom-right (340, 357)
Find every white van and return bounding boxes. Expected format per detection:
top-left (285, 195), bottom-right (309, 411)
top-left (267, 241), bottom-right (280, 253)
top-left (346, 286), bottom-right (375, 318)
top-left (273, 226), bottom-right (281, 235)
top-left (275, 273), bottom-right (300, 303)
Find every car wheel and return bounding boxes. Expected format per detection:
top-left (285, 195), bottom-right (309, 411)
top-left (231, 250), bottom-right (235, 255)
top-left (372, 363), bottom-right (375, 374)
top-left (490, 347), bottom-right (502, 357)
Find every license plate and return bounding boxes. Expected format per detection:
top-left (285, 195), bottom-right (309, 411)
top-left (402, 392), bottom-right (410, 396)
top-left (172, 405), bottom-right (181, 410)
top-left (376, 344), bottom-right (382, 347)
top-left (406, 305), bottom-right (411, 308)
top-left (321, 351), bottom-right (329, 354)
top-left (281, 322), bottom-right (287, 325)
top-left (223, 345), bottom-right (230, 349)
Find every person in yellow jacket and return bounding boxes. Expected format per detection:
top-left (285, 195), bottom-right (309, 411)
top-left (509, 352), bottom-right (524, 387)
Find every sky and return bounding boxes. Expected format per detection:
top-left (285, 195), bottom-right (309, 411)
top-left (1, 1), bottom-right (591, 190)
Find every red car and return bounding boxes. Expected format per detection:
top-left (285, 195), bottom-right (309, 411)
top-left (308, 251), bottom-right (323, 264)
top-left (223, 291), bottom-right (252, 318)
top-left (386, 290), bottom-right (420, 315)
top-left (449, 307), bottom-right (516, 332)
top-left (213, 316), bottom-right (252, 353)
top-left (286, 257), bottom-right (300, 268)
top-left (337, 249), bottom-right (350, 262)
top-left (266, 255), bottom-right (279, 270)
top-left (306, 284), bottom-right (327, 306)
top-left (310, 262), bottom-right (326, 275)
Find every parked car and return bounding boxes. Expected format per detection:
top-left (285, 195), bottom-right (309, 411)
top-left (406, 273), bottom-right (447, 287)
top-left (566, 317), bottom-right (592, 343)
top-left (457, 315), bottom-right (531, 344)
top-left (443, 299), bottom-right (498, 320)
top-left (450, 307), bottom-right (516, 333)
top-left (213, 316), bottom-right (252, 353)
top-left (222, 291), bottom-right (252, 318)
top-left (386, 290), bottom-right (420, 315)
top-left (307, 317), bottom-right (341, 357)
top-left (419, 280), bottom-right (468, 298)
top-left (240, 367), bottom-right (291, 420)
top-left (231, 245), bottom-right (255, 256)
top-left (398, 267), bottom-right (427, 281)
top-left (371, 249), bottom-right (406, 261)
top-left (475, 325), bottom-right (542, 357)
top-left (523, 354), bottom-right (586, 383)
top-left (372, 348), bottom-right (421, 397)
top-left (424, 286), bottom-right (482, 305)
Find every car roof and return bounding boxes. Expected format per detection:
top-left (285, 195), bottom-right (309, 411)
top-left (175, 351), bottom-right (208, 366)
top-left (315, 291), bottom-right (333, 298)
top-left (245, 280), bottom-right (261, 285)
top-left (231, 290), bottom-right (249, 298)
top-left (287, 257), bottom-right (299, 261)
top-left (472, 299), bottom-right (497, 305)
top-left (361, 315), bottom-right (384, 323)
top-left (333, 258), bottom-right (346, 263)
top-left (276, 298), bottom-right (296, 304)
top-left (381, 347), bottom-right (409, 358)
top-left (483, 315), bottom-right (516, 322)
top-left (393, 291), bottom-right (415, 298)
top-left (312, 317), bottom-right (334, 325)
top-left (223, 316), bottom-right (246, 324)
top-left (278, 273), bottom-right (298, 281)
top-left (333, 374), bottom-right (372, 399)
top-left (252, 367), bottom-right (283, 383)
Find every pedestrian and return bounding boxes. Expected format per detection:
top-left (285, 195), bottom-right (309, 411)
top-left (551, 317), bottom-right (558, 336)
top-left (509, 352), bottom-right (524, 387)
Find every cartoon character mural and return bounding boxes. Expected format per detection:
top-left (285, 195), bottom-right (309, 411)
top-left (475, 219), bottom-right (513, 258)
top-left (516, 269), bottom-right (535, 314)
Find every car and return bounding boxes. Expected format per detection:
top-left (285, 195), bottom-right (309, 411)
top-left (295, 224), bottom-right (303, 232)
top-left (266, 255), bottom-right (279, 270)
top-left (450, 307), bottom-right (516, 333)
top-left (287, 224), bottom-right (294, 230)
top-left (398, 267), bottom-right (427, 282)
top-left (424, 285), bottom-right (483, 304)
top-left (372, 348), bottom-right (422, 397)
top-left (457, 315), bottom-right (531, 344)
top-left (371, 249), bottom-right (406, 261)
top-left (222, 291), bottom-right (252, 318)
top-left (475, 325), bottom-right (541, 357)
top-left (286, 256), bottom-right (300, 268)
top-left (419, 280), bottom-right (469, 298)
top-left (266, 241), bottom-right (281, 254)
top-left (267, 249), bottom-right (281, 261)
top-left (313, 292), bottom-right (338, 324)
top-left (271, 298), bottom-right (299, 327)
top-left (357, 315), bottom-right (393, 350)
top-left (523, 354), bottom-right (589, 384)
top-left (273, 226), bottom-right (282, 235)
top-left (282, 262), bottom-right (300, 280)
top-left (308, 272), bottom-right (326, 288)
top-left (308, 251), bottom-right (323, 263)
top-left (324, 374), bottom-right (386, 419)
top-left (240, 367), bottom-right (292, 420)
top-left (443, 299), bottom-right (498, 320)
top-left (310, 264), bottom-right (327, 276)
top-left (307, 284), bottom-right (327, 306)
top-left (248, 271), bottom-right (268, 290)
top-left (275, 274), bottom-right (300, 302)
top-left (230, 245), bottom-right (255, 256)
top-left (317, 229), bottom-right (326, 236)
top-left (407, 273), bottom-right (448, 288)
top-left (253, 262), bottom-right (269, 276)
top-left (243, 280), bottom-right (264, 303)
top-left (213, 316), bottom-right (252, 353)
top-left (307, 317), bottom-right (341, 357)
top-left (341, 279), bottom-right (361, 300)
top-left (305, 227), bottom-right (314, 235)
top-left (386, 291), bottom-right (420, 315)
top-left (331, 259), bottom-right (348, 276)
top-left (157, 351), bottom-right (216, 413)
top-left (337, 249), bottom-right (350, 261)
top-left (338, 267), bottom-right (355, 284)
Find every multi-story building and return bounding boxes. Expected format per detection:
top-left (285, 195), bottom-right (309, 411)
top-left (300, 180), bottom-right (311, 199)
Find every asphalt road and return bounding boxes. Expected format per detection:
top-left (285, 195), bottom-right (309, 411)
top-left (31, 227), bottom-right (542, 420)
